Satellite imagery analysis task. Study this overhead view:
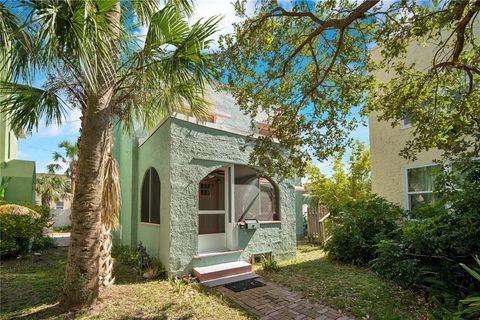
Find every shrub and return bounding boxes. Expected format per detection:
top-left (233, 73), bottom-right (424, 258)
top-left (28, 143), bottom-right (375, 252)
top-left (455, 256), bottom-right (480, 319)
top-left (112, 242), bottom-right (167, 279)
top-left (0, 204), bottom-right (53, 257)
top-left (262, 254), bottom-right (279, 272)
top-left (372, 160), bottom-right (480, 313)
top-left (324, 196), bottom-right (405, 265)
top-left (112, 244), bottom-right (137, 266)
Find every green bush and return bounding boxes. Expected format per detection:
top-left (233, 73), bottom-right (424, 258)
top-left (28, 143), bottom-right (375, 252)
top-left (112, 242), bottom-right (167, 279)
top-left (455, 256), bottom-right (480, 319)
top-left (262, 254), bottom-right (279, 272)
top-left (0, 204), bottom-right (53, 257)
top-left (372, 160), bottom-right (480, 314)
top-left (324, 196), bottom-right (405, 265)
top-left (112, 243), bottom-right (137, 266)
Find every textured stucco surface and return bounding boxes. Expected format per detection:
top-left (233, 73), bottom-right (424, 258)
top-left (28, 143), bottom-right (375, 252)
top-left (168, 117), bottom-right (296, 275)
top-left (369, 42), bottom-right (445, 208)
top-left (135, 120), bottom-right (172, 267)
top-left (294, 191), bottom-right (306, 239)
top-left (2, 159), bottom-right (35, 204)
top-left (114, 90), bottom-right (297, 275)
top-left (0, 112), bottom-right (35, 204)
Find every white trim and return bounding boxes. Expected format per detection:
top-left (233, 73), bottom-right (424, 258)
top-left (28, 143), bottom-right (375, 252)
top-left (198, 167), bottom-right (228, 254)
top-left (403, 162), bottom-right (439, 210)
top-left (139, 222), bottom-right (161, 227)
top-left (198, 210), bottom-right (226, 215)
top-left (400, 118), bottom-right (412, 129)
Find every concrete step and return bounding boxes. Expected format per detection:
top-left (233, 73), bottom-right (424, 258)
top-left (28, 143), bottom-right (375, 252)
top-left (201, 271), bottom-right (258, 288)
top-left (193, 261), bottom-right (252, 283)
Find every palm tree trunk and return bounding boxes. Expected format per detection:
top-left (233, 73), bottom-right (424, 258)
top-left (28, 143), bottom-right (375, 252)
top-left (59, 94), bottom-right (113, 310)
top-left (59, 3), bottom-right (120, 310)
top-left (99, 224), bottom-right (114, 287)
top-left (41, 196), bottom-right (50, 208)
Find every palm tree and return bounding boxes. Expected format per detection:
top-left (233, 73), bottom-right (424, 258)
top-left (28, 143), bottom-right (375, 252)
top-left (35, 174), bottom-right (71, 208)
top-left (47, 140), bottom-right (79, 194)
top-left (0, 0), bottom-right (219, 310)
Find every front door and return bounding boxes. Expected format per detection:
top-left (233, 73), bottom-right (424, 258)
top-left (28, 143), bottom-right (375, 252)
top-left (198, 168), bottom-right (227, 253)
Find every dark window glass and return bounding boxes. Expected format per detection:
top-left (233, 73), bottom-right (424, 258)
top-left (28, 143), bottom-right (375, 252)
top-left (150, 169), bottom-right (161, 224)
top-left (140, 168), bottom-right (160, 224)
top-left (199, 214), bottom-right (225, 234)
top-left (198, 170), bottom-right (225, 211)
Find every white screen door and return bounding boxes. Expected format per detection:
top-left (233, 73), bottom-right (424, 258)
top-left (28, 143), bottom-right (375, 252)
top-left (198, 168), bottom-right (227, 253)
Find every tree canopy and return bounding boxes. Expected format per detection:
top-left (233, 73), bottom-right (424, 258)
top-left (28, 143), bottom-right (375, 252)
top-left (219, 0), bottom-right (480, 177)
top-left (306, 141), bottom-right (371, 213)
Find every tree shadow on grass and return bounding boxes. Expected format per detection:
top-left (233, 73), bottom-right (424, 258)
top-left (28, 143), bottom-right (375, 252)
top-left (0, 247), bottom-right (159, 319)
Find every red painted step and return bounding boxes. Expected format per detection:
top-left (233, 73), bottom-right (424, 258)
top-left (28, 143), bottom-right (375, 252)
top-left (193, 261), bottom-right (252, 283)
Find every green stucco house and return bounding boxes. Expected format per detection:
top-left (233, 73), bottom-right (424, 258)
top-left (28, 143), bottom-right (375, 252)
top-left (0, 112), bottom-right (36, 204)
top-left (113, 89), bottom-right (304, 278)
top-left (0, 49), bottom-right (36, 204)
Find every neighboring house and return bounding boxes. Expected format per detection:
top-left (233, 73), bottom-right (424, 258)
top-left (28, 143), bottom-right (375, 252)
top-left (369, 41), bottom-right (456, 211)
top-left (35, 173), bottom-right (72, 228)
top-left (0, 112), bottom-right (36, 204)
top-left (113, 88), bottom-right (304, 277)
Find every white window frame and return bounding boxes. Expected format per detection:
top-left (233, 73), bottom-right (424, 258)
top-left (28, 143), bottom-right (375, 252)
top-left (400, 116), bottom-right (412, 129)
top-left (403, 162), bottom-right (438, 211)
top-left (55, 201), bottom-right (64, 210)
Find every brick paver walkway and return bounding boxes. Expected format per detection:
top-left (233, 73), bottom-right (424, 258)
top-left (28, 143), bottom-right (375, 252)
top-left (216, 278), bottom-right (355, 320)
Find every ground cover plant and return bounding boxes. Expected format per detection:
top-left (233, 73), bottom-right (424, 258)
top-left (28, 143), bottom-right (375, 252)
top-left (0, 247), bottom-right (252, 320)
top-left (258, 242), bottom-right (435, 320)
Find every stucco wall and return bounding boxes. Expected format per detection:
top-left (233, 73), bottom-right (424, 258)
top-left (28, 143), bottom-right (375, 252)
top-left (113, 125), bottom-right (136, 247)
top-left (168, 117), bottom-right (296, 275)
top-left (135, 120), bottom-right (172, 268)
top-left (369, 113), bottom-right (443, 207)
top-left (2, 159), bottom-right (35, 204)
top-left (369, 42), bottom-right (445, 208)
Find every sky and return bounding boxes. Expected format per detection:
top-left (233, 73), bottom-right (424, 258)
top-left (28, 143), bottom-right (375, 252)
top-left (17, 0), bottom-right (369, 175)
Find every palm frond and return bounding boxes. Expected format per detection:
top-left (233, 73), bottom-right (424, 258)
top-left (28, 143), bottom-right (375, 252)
top-left (0, 2), bottom-right (33, 81)
top-left (0, 81), bottom-right (69, 134)
top-left (26, 0), bottom-right (121, 92)
top-left (124, 0), bottom-right (159, 26)
top-left (47, 163), bottom-right (63, 174)
top-left (114, 4), bottom-right (219, 132)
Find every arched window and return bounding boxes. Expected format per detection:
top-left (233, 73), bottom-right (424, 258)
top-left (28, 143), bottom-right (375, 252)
top-left (234, 165), bottom-right (279, 222)
top-left (141, 167), bottom-right (160, 224)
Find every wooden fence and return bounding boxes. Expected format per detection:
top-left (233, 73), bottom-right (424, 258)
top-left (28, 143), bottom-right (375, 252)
top-left (307, 206), bottom-right (330, 245)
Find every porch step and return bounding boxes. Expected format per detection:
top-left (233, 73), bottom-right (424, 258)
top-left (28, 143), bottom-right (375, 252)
top-left (193, 261), bottom-right (252, 283)
top-left (201, 271), bottom-right (258, 288)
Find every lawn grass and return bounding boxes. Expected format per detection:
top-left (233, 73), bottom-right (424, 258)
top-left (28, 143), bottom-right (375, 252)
top-left (0, 247), bottom-right (252, 320)
top-left (257, 242), bottom-right (436, 320)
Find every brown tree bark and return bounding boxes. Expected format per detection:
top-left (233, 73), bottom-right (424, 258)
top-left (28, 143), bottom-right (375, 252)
top-left (59, 93), bottom-right (113, 310)
top-left (59, 3), bottom-right (120, 310)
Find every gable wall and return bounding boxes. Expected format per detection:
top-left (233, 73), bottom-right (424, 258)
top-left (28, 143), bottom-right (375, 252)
top-left (168, 118), bottom-right (296, 275)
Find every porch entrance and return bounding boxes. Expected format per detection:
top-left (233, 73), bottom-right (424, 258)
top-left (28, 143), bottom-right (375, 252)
top-left (198, 168), bottom-right (228, 253)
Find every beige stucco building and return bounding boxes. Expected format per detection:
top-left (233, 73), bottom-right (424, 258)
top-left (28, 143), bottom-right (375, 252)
top-left (369, 41), bottom-right (447, 210)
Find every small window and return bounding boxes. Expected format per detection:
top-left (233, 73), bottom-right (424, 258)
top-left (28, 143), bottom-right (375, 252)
top-left (406, 165), bottom-right (440, 211)
top-left (55, 201), bottom-right (64, 210)
top-left (401, 115), bottom-right (412, 128)
top-left (141, 167), bottom-right (161, 224)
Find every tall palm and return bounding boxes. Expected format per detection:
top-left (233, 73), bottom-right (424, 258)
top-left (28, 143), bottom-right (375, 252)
top-left (35, 174), bottom-right (71, 208)
top-left (0, 0), bottom-right (219, 310)
top-left (47, 140), bottom-right (79, 194)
